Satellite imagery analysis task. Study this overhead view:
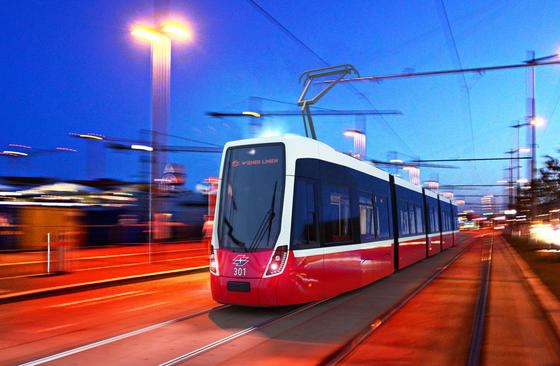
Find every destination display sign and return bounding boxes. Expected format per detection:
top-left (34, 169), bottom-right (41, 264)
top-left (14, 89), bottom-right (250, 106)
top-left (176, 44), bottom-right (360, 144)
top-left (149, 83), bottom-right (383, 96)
top-left (232, 158), bottom-right (279, 167)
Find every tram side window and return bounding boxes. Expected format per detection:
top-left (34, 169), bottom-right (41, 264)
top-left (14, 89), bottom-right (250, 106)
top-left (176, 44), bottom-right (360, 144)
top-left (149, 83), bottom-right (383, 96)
top-left (430, 207), bottom-right (439, 233)
top-left (375, 195), bottom-right (390, 239)
top-left (442, 210), bottom-right (449, 231)
top-left (398, 200), bottom-right (409, 236)
top-left (452, 208), bottom-right (457, 230)
top-left (322, 185), bottom-right (352, 243)
top-left (359, 192), bottom-right (375, 242)
top-left (408, 203), bottom-right (417, 234)
top-left (415, 205), bottom-right (424, 234)
top-left (291, 180), bottom-right (318, 249)
top-left (431, 208), bottom-right (435, 232)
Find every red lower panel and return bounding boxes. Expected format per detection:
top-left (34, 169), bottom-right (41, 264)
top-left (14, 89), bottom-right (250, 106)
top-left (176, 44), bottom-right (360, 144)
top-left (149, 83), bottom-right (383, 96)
top-left (322, 249), bottom-right (362, 298)
top-left (398, 237), bottom-right (427, 269)
top-left (277, 252), bottom-right (324, 304)
top-left (360, 243), bottom-right (394, 286)
top-left (211, 243), bottom-right (395, 306)
top-left (442, 232), bottom-right (453, 250)
top-left (427, 235), bottom-right (441, 256)
top-left (211, 251), bottom-right (326, 306)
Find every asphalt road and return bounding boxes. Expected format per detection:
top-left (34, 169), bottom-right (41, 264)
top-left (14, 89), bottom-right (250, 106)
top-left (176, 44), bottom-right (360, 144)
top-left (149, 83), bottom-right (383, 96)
top-left (6, 233), bottom-right (557, 366)
top-left (4, 236), bottom-right (474, 365)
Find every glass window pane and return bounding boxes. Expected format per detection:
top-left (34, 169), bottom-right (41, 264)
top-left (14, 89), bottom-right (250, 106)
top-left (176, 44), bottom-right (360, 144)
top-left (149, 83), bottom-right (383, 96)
top-left (323, 185), bottom-right (352, 243)
top-left (359, 192), bottom-right (374, 242)
top-left (291, 180), bottom-right (318, 249)
top-left (415, 205), bottom-right (423, 233)
top-left (399, 200), bottom-right (409, 236)
top-left (376, 195), bottom-right (390, 239)
top-left (218, 144), bottom-right (284, 252)
top-left (409, 203), bottom-right (416, 234)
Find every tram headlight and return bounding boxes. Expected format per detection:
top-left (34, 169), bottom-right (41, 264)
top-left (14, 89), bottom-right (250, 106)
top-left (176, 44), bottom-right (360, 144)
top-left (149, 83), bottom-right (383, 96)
top-left (264, 245), bottom-right (288, 277)
top-left (209, 247), bottom-right (219, 275)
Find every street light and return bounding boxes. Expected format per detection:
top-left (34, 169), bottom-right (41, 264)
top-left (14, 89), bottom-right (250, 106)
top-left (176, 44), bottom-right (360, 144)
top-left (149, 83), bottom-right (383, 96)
top-left (424, 180), bottom-right (439, 192)
top-left (131, 26), bottom-right (160, 42)
top-left (1, 151), bottom-right (28, 157)
top-left (242, 111), bottom-right (262, 118)
top-left (131, 144), bottom-right (154, 152)
top-left (132, 20), bottom-right (191, 260)
top-left (523, 50), bottom-right (558, 220)
top-left (530, 116), bottom-right (545, 127)
top-left (132, 23), bottom-right (191, 41)
top-left (131, 21), bottom-right (192, 184)
top-left (343, 129), bottom-right (366, 160)
top-left (509, 117), bottom-right (544, 212)
top-left (162, 23), bottom-right (191, 39)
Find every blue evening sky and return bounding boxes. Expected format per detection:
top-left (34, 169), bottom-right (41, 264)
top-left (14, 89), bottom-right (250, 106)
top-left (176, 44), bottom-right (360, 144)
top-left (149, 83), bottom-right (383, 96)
top-left (1, 0), bottom-right (560, 211)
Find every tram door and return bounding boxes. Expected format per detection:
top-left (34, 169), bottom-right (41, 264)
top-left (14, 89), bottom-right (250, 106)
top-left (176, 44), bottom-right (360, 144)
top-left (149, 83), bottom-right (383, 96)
top-left (290, 177), bottom-right (324, 302)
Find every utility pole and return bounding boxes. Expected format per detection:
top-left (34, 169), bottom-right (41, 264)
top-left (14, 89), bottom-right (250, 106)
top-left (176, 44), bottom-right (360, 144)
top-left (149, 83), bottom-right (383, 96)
top-left (509, 151), bottom-right (513, 207)
top-left (526, 51), bottom-right (537, 220)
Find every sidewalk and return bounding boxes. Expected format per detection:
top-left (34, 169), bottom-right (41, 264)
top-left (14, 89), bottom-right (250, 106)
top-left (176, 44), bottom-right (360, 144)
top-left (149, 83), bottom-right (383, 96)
top-left (0, 241), bottom-right (210, 304)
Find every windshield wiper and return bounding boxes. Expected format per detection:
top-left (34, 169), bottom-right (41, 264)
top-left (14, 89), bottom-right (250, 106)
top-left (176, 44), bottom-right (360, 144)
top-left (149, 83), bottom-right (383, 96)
top-left (249, 181), bottom-right (278, 251)
top-left (223, 217), bottom-right (248, 252)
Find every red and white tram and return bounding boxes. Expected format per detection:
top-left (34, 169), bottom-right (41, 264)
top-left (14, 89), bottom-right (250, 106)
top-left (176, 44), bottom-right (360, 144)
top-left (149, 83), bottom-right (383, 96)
top-left (210, 135), bottom-right (459, 306)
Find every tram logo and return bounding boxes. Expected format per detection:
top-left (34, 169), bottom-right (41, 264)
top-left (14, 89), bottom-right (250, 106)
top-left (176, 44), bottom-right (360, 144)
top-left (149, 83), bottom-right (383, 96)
top-left (232, 160), bottom-right (239, 167)
top-left (233, 255), bottom-right (249, 266)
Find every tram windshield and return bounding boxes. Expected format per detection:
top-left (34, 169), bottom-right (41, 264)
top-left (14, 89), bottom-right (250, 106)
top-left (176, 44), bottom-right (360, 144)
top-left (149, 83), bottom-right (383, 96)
top-left (218, 143), bottom-right (285, 252)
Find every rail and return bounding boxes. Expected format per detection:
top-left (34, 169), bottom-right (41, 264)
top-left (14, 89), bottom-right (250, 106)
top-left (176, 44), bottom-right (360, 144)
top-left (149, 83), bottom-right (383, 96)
top-left (466, 235), bottom-right (494, 366)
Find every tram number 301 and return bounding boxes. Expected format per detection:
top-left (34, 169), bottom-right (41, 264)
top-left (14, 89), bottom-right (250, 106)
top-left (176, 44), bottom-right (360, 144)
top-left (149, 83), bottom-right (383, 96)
top-left (234, 267), bottom-right (246, 276)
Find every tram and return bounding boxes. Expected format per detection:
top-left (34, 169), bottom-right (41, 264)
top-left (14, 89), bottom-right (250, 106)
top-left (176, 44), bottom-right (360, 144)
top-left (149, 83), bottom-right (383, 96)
top-left (210, 135), bottom-right (459, 306)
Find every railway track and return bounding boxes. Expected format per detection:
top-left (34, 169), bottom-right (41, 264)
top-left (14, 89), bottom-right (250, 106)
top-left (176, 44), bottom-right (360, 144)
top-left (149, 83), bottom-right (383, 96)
top-left (18, 295), bottom-right (333, 366)
top-left (466, 235), bottom-right (493, 366)
top-left (18, 304), bottom-right (231, 366)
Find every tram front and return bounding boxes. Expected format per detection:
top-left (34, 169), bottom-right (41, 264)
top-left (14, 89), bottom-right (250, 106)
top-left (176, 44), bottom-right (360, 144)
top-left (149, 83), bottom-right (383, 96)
top-left (210, 141), bottom-right (288, 306)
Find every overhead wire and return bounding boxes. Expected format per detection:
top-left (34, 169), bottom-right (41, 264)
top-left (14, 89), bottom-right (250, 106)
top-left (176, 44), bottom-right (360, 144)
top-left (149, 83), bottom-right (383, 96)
top-left (245, 0), bottom-right (416, 155)
top-left (435, 0), bottom-right (477, 161)
top-left (435, 0), bottom-right (485, 197)
top-left (540, 74), bottom-right (560, 139)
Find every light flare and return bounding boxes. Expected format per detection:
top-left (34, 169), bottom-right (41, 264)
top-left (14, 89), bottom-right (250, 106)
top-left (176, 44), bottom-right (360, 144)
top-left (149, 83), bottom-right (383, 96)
top-left (79, 134), bottom-right (103, 140)
top-left (530, 117), bottom-right (545, 126)
top-left (131, 144), bottom-right (154, 152)
top-left (162, 23), bottom-right (191, 39)
top-left (258, 126), bottom-right (285, 138)
top-left (132, 26), bottom-right (160, 42)
top-left (242, 111), bottom-right (261, 118)
top-left (530, 224), bottom-right (560, 246)
top-left (2, 150), bottom-right (28, 156)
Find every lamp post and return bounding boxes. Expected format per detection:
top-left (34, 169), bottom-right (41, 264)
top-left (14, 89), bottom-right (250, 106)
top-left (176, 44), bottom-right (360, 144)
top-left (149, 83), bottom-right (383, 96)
top-left (524, 51), bottom-right (557, 220)
top-left (132, 20), bottom-right (191, 251)
top-left (132, 22), bottom-right (190, 190)
top-left (510, 118), bottom-right (544, 215)
top-left (505, 147), bottom-right (531, 207)
top-left (343, 129), bottom-right (366, 160)
top-left (424, 181), bottom-right (439, 192)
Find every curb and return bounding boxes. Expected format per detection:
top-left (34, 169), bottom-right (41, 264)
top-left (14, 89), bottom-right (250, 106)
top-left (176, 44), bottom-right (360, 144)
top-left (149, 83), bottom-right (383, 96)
top-left (0, 265), bottom-right (209, 305)
top-left (502, 237), bottom-right (560, 339)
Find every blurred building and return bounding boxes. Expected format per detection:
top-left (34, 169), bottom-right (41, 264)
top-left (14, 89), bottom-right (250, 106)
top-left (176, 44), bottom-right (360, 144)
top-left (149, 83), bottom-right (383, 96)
top-left (0, 178), bottom-right (207, 250)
